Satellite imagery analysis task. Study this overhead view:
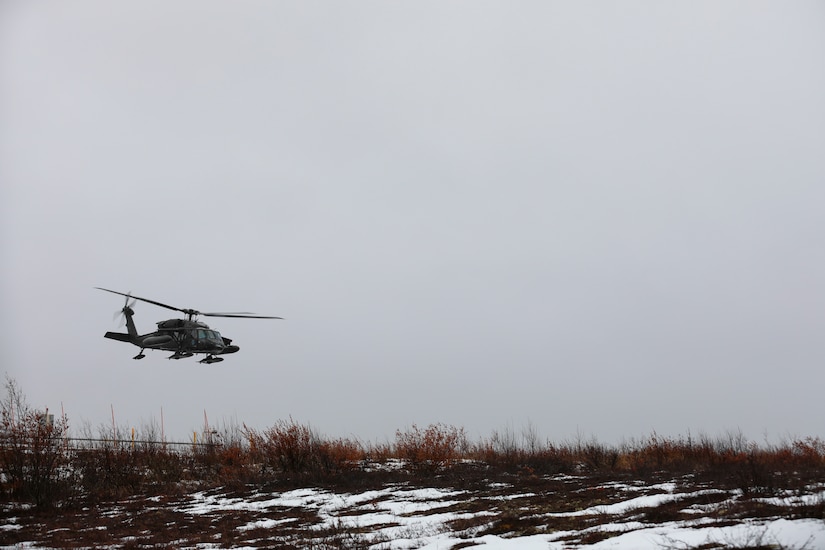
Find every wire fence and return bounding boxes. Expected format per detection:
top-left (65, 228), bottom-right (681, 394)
top-left (0, 434), bottom-right (226, 453)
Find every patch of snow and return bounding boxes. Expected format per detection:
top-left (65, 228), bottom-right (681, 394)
top-left (237, 517), bottom-right (298, 531)
top-left (549, 489), bottom-right (724, 518)
top-left (578, 518), bottom-right (825, 549)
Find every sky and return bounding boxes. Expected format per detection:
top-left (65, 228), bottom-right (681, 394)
top-left (2, 1), bottom-right (824, 444)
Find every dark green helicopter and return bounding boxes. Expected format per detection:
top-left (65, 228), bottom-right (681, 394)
top-left (96, 287), bottom-right (281, 364)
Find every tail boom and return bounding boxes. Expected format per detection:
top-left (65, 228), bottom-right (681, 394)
top-left (104, 331), bottom-right (133, 343)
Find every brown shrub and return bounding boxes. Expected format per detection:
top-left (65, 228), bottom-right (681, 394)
top-left (0, 376), bottom-right (73, 507)
top-left (244, 418), bottom-right (363, 482)
top-left (395, 423), bottom-right (467, 472)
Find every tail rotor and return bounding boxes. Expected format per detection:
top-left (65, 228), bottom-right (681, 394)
top-left (113, 292), bottom-right (137, 327)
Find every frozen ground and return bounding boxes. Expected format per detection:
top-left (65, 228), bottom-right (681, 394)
top-left (3, 473), bottom-right (824, 549)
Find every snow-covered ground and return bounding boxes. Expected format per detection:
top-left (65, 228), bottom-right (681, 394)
top-left (3, 474), bottom-right (824, 548)
top-left (179, 482), bottom-right (825, 549)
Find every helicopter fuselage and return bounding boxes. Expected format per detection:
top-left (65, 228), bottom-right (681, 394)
top-left (97, 287), bottom-right (280, 364)
top-left (103, 311), bottom-right (240, 364)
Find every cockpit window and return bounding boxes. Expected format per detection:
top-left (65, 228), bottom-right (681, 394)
top-left (194, 330), bottom-right (221, 342)
top-left (189, 329), bottom-right (222, 343)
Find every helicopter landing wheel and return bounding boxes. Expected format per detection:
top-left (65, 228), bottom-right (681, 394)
top-left (133, 352), bottom-right (146, 360)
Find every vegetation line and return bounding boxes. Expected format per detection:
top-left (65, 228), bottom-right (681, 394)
top-left (2, 375), bottom-right (824, 510)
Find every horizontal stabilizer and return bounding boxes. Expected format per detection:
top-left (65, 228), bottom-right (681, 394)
top-left (104, 331), bottom-right (132, 343)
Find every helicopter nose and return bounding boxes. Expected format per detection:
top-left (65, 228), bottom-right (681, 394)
top-left (222, 345), bottom-right (240, 354)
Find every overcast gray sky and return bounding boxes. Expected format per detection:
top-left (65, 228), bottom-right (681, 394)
top-left (2, 2), bottom-right (824, 444)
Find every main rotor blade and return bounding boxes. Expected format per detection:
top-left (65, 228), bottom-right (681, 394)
top-left (202, 312), bottom-right (283, 319)
top-left (95, 287), bottom-right (184, 313)
top-left (96, 288), bottom-right (282, 319)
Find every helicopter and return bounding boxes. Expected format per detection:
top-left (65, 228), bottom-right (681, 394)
top-left (96, 287), bottom-right (281, 364)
